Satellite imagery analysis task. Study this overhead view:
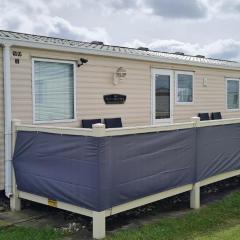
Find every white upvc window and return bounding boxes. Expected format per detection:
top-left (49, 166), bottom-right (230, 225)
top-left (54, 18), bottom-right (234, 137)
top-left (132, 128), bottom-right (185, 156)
top-left (226, 78), bottom-right (239, 110)
top-left (32, 58), bottom-right (76, 123)
top-left (176, 71), bottom-right (194, 104)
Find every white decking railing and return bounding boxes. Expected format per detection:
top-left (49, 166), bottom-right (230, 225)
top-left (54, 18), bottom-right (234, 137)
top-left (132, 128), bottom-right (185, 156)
top-left (11, 117), bottom-right (240, 239)
top-left (15, 117), bottom-right (240, 137)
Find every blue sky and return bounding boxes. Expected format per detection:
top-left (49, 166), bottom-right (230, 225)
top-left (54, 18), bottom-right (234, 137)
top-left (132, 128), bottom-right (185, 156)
top-left (1, 0), bottom-right (240, 60)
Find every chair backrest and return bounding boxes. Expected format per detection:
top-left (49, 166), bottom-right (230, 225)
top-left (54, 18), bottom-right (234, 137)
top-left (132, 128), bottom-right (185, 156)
top-left (104, 118), bottom-right (122, 128)
top-left (211, 112), bottom-right (222, 120)
top-left (198, 113), bottom-right (210, 121)
top-left (82, 119), bottom-right (101, 128)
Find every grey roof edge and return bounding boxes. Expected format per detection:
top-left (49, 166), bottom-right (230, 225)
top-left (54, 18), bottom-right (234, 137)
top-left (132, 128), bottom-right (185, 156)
top-left (0, 30), bottom-right (240, 71)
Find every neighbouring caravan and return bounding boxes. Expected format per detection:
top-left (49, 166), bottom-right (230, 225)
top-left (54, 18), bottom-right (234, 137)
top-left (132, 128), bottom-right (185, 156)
top-left (0, 29), bottom-right (240, 193)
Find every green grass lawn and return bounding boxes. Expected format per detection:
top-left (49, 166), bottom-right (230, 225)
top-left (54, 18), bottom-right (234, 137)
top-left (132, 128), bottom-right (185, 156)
top-left (195, 224), bottom-right (240, 240)
top-left (1, 191), bottom-right (240, 240)
top-left (0, 227), bottom-right (62, 240)
top-left (106, 191), bottom-right (240, 240)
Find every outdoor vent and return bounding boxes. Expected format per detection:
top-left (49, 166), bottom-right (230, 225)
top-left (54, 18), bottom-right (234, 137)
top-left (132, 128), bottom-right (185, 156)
top-left (174, 52), bottom-right (185, 56)
top-left (137, 47), bottom-right (149, 51)
top-left (195, 55), bottom-right (205, 58)
top-left (91, 41), bottom-right (104, 45)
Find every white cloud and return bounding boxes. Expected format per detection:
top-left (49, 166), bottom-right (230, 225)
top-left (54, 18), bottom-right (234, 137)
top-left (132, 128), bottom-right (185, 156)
top-left (46, 17), bottom-right (109, 43)
top-left (147, 0), bottom-right (208, 19)
top-left (86, 0), bottom-right (240, 20)
top-left (128, 39), bottom-right (200, 55)
top-left (211, 0), bottom-right (240, 16)
top-left (0, 0), bottom-right (110, 43)
top-left (80, 0), bottom-right (208, 20)
top-left (125, 38), bottom-right (240, 61)
top-left (203, 39), bottom-right (240, 60)
top-left (88, 0), bottom-right (209, 19)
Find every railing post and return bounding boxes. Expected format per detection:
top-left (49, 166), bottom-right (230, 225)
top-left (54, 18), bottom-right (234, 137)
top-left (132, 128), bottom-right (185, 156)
top-left (10, 119), bottom-right (21, 211)
top-left (191, 116), bottom-right (200, 127)
top-left (92, 123), bottom-right (106, 137)
top-left (92, 123), bottom-right (106, 239)
top-left (190, 116), bottom-right (201, 209)
top-left (190, 182), bottom-right (200, 209)
top-left (93, 211), bottom-right (106, 239)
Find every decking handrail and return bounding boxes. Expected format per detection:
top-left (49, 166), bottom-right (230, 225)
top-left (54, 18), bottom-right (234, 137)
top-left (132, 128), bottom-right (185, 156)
top-left (15, 124), bottom-right (95, 136)
top-left (14, 117), bottom-right (240, 137)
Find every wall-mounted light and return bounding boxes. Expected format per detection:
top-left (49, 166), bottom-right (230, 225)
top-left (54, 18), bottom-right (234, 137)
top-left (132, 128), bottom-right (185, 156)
top-left (77, 58), bottom-right (88, 67)
top-left (113, 67), bottom-right (127, 85)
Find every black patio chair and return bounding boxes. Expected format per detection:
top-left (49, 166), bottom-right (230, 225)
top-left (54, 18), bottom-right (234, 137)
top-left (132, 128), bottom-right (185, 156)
top-left (104, 118), bottom-right (123, 128)
top-left (211, 112), bottom-right (222, 120)
top-left (82, 119), bottom-right (101, 128)
top-left (198, 113), bottom-right (210, 121)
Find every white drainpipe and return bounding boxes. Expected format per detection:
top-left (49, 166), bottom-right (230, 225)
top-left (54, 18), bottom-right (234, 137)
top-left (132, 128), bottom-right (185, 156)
top-left (3, 43), bottom-right (12, 197)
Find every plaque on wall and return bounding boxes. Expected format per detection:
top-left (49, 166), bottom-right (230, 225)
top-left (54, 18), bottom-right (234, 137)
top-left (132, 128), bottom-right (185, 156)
top-left (103, 94), bottom-right (127, 104)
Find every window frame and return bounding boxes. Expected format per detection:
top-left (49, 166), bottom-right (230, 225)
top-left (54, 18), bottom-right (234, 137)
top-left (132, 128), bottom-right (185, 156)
top-left (32, 58), bottom-right (77, 124)
top-left (175, 71), bottom-right (194, 105)
top-left (226, 78), bottom-right (240, 112)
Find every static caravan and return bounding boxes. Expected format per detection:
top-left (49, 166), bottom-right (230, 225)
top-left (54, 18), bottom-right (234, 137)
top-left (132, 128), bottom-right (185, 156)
top-left (1, 30), bottom-right (240, 238)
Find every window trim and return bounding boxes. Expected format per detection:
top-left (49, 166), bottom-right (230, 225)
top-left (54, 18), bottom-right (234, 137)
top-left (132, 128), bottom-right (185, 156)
top-left (225, 78), bottom-right (240, 112)
top-left (32, 58), bottom-right (77, 124)
top-left (175, 71), bottom-right (194, 105)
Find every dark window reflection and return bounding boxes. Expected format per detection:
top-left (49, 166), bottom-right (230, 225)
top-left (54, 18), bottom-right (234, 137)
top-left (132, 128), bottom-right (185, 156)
top-left (155, 74), bottom-right (170, 119)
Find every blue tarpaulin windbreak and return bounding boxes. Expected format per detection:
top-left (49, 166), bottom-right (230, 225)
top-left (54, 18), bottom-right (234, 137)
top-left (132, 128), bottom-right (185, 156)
top-left (13, 124), bottom-right (240, 211)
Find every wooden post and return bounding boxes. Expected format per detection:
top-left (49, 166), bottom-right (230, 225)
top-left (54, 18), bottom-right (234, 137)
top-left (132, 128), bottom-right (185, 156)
top-left (92, 123), bottom-right (106, 137)
top-left (10, 119), bottom-right (21, 211)
top-left (191, 116), bottom-right (200, 126)
top-left (190, 116), bottom-right (201, 209)
top-left (190, 182), bottom-right (200, 209)
top-left (93, 211), bottom-right (106, 239)
top-left (92, 124), bottom-right (106, 238)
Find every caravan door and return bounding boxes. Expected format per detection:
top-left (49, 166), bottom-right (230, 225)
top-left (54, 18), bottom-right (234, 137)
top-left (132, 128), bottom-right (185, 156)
top-left (152, 69), bottom-right (173, 124)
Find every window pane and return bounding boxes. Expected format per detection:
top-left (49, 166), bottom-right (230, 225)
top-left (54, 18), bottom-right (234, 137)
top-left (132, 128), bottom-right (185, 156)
top-left (177, 74), bottom-right (193, 103)
top-left (155, 74), bottom-right (170, 119)
top-left (227, 80), bottom-right (239, 109)
top-left (34, 61), bottom-right (74, 121)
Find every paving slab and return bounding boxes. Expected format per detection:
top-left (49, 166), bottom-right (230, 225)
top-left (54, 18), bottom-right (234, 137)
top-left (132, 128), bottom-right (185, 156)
top-left (0, 209), bottom-right (48, 227)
